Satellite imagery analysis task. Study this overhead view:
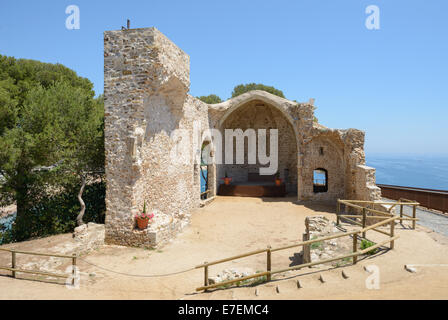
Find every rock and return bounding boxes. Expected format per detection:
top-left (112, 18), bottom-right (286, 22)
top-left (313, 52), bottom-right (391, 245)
top-left (404, 265), bottom-right (417, 273)
top-left (320, 253), bottom-right (330, 260)
top-left (211, 267), bottom-right (254, 284)
top-left (318, 274), bottom-right (326, 283)
top-left (306, 216), bottom-right (331, 234)
top-left (74, 224), bottom-right (88, 235)
top-left (73, 223), bottom-right (105, 254)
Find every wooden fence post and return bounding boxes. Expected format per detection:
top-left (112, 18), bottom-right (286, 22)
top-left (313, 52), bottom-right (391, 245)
top-left (266, 246), bottom-right (271, 281)
top-left (362, 208), bottom-right (367, 238)
top-left (353, 234), bottom-right (358, 265)
top-left (412, 205), bottom-right (417, 229)
top-left (400, 203), bottom-right (403, 223)
top-left (72, 254), bottom-right (77, 286)
top-left (204, 262), bottom-right (209, 290)
top-left (11, 251), bottom-right (16, 278)
top-left (336, 199), bottom-right (340, 225)
top-left (302, 233), bottom-right (310, 264)
top-left (390, 219), bottom-right (395, 249)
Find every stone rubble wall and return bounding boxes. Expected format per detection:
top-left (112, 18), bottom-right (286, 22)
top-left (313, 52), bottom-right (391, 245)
top-left (73, 223), bottom-right (105, 253)
top-left (304, 216), bottom-right (351, 265)
top-left (355, 165), bottom-right (382, 201)
top-left (301, 135), bottom-right (345, 201)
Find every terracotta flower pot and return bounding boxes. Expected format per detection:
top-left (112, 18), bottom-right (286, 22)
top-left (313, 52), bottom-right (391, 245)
top-left (136, 218), bottom-right (149, 230)
top-left (224, 177), bottom-right (232, 185)
top-left (275, 179), bottom-right (282, 186)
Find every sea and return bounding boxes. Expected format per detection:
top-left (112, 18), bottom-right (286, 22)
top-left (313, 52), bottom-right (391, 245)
top-left (366, 154), bottom-right (448, 190)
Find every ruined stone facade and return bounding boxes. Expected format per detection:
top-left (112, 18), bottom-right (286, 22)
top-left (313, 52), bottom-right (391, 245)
top-left (104, 27), bottom-right (381, 248)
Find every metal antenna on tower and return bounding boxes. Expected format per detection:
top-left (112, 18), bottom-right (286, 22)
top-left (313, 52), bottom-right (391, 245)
top-left (121, 19), bottom-right (130, 30)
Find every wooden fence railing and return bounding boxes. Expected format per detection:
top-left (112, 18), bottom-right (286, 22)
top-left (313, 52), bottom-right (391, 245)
top-left (337, 199), bottom-right (419, 230)
top-left (195, 199), bottom-right (419, 292)
top-left (0, 247), bottom-right (76, 284)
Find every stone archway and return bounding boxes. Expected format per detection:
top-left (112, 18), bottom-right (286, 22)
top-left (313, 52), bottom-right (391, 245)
top-left (217, 99), bottom-right (298, 195)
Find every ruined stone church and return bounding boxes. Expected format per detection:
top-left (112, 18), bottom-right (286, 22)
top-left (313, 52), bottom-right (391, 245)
top-left (104, 27), bottom-right (381, 247)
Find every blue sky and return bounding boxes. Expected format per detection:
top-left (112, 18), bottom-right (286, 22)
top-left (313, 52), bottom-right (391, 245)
top-left (1, 0), bottom-right (447, 156)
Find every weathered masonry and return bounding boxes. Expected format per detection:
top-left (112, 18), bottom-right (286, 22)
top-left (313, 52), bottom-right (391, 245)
top-left (104, 27), bottom-right (381, 247)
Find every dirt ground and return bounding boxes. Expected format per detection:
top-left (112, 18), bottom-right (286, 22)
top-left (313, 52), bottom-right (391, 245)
top-left (1, 196), bottom-right (448, 300)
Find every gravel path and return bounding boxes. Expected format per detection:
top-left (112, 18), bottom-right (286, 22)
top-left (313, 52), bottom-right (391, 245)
top-left (385, 199), bottom-right (448, 237)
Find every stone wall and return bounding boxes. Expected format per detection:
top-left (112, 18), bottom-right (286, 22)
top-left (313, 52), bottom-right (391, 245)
top-left (104, 27), bottom-right (209, 247)
top-left (301, 136), bottom-right (345, 201)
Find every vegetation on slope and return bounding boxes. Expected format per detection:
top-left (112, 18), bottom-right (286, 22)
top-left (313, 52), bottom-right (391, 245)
top-left (0, 55), bottom-right (105, 243)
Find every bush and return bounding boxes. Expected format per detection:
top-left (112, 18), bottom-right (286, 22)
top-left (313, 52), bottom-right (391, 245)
top-left (231, 83), bottom-right (285, 98)
top-left (0, 181), bottom-right (105, 244)
top-left (360, 239), bottom-right (377, 255)
top-left (197, 94), bottom-right (222, 104)
top-left (310, 235), bottom-right (323, 250)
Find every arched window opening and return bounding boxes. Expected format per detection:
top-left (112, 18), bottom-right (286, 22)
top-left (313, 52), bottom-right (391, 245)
top-left (313, 168), bottom-right (328, 193)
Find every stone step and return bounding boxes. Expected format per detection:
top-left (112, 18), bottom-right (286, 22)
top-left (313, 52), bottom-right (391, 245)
top-left (188, 263), bottom-right (376, 300)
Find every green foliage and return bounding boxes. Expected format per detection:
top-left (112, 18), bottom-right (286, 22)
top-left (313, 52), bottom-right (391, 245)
top-left (0, 181), bottom-right (105, 244)
top-left (197, 94), bottom-right (222, 104)
top-left (0, 55), bottom-right (105, 242)
top-left (231, 83), bottom-right (285, 98)
top-left (334, 256), bottom-right (352, 267)
top-left (310, 236), bottom-right (323, 250)
top-left (360, 239), bottom-right (377, 255)
top-left (244, 274), bottom-right (268, 286)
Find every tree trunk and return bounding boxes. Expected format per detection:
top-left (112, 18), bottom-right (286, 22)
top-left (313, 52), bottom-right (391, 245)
top-left (15, 191), bottom-right (28, 226)
top-left (76, 175), bottom-right (86, 226)
top-left (15, 176), bottom-right (29, 227)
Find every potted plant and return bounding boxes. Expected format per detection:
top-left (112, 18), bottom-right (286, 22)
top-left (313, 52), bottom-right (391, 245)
top-left (275, 172), bottom-right (282, 186)
top-left (135, 201), bottom-right (154, 230)
top-left (221, 171), bottom-right (232, 185)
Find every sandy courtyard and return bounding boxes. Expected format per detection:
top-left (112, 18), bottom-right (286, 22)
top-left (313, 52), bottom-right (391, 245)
top-left (1, 196), bottom-right (448, 300)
